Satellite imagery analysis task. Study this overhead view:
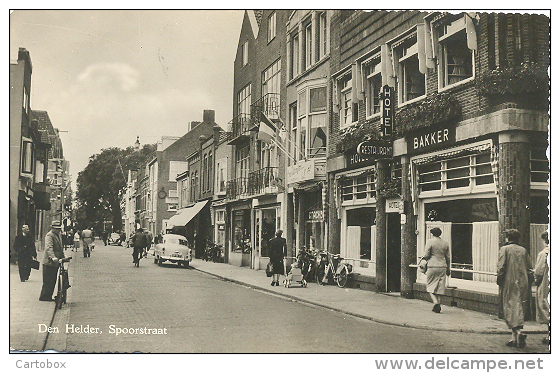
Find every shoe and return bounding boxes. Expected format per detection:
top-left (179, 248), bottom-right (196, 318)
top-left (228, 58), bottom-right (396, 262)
top-left (275, 281), bottom-right (280, 286)
top-left (518, 333), bottom-right (527, 348)
top-left (432, 304), bottom-right (441, 313)
top-left (506, 340), bottom-right (517, 347)
top-left (271, 281), bottom-right (275, 286)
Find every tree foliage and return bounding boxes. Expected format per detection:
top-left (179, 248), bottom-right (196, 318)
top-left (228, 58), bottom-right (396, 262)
top-left (75, 144), bottom-right (156, 232)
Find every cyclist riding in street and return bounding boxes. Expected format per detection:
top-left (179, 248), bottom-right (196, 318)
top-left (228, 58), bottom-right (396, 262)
top-left (131, 228), bottom-right (147, 267)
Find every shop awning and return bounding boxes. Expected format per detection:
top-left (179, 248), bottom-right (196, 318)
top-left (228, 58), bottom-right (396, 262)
top-left (167, 200), bottom-right (209, 228)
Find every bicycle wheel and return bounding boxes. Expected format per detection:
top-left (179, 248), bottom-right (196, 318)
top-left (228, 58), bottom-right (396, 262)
top-left (336, 266), bottom-right (348, 288)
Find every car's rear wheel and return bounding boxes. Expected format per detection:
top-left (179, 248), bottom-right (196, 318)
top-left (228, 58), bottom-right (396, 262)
top-left (154, 256), bottom-right (158, 264)
top-left (182, 261), bottom-right (190, 268)
top-left (157, 257), bottom-right (163, 266)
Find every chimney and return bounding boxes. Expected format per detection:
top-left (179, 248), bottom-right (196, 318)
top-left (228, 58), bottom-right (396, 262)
top-left (213, 125), bottom-right (222, 146)
top-left (187, 120), bottom-right (200, 132)
top-left (203, 110), bottom-right (215, 123)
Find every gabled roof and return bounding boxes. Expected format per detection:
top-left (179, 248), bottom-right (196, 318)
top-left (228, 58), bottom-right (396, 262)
top-left (247, 10), bottom-right (260, 39)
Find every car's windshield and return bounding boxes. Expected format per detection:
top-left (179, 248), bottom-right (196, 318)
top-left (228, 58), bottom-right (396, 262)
top-left (164, 238), bottom-right (188, 246)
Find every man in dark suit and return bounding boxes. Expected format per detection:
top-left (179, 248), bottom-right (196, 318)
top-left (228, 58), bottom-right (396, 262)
top-left (39, 221), bottom-right (66, 301)
top-left (13, 224), bottom-right (37, 282)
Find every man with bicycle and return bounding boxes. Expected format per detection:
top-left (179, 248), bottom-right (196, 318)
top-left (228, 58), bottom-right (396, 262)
top-left (131, 228), bottom-right (147, 267)
top-left (39, 221), bottom-right (66, 301)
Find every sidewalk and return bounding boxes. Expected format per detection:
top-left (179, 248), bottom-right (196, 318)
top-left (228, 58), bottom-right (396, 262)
top-left (191, 259), bottom-right (548, 335)
top-left (9, 262), bottom-right (56, 351)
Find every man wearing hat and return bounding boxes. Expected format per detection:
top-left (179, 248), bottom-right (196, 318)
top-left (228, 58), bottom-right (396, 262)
top-left (39, 221), bottom-right (66, 301)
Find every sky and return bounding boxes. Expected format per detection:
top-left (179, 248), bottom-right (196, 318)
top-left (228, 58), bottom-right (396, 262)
top-left (9, 9), bottom-right (245, 189)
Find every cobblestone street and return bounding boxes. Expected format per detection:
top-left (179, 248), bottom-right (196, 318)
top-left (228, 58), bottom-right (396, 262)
top-left (14, 239), bottom-right (544, 354)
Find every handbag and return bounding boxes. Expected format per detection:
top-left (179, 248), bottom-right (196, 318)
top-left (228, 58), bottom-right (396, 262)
top-left (265, 261), bottom-right (273, 277)
top-left (30, 259), bottom-right (40, 270)
top-left (418, 258), bottom-right (428, 274)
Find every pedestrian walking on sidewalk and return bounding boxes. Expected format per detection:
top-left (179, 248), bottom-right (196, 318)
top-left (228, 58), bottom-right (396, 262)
top-left (422, 227), bottom-right (450, 313)
top-left (73, 230), bottom-right (80, 252)
top-left (268, 230), bottom-right (286, 286)
top-left (39, 221), bottom-right (66, 301)
top-left (534, 231), bottom-right (550, 345)
top-left (13, 224), bottom-right (37, 282)
top-left (497, 228), bottom-right (533, 348)
top-left (81, 227), bottom-right (94, 257)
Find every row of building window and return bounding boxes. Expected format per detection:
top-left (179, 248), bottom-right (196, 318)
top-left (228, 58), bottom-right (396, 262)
top-left (335, 13), bottom-right (477, 129)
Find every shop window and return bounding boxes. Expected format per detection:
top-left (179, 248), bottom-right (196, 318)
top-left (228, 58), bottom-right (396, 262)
top-left (424, 198), bottom-right (498, 283)
top-left (363, 55), bottom-right (382, 118)
top-left (344, 207), bottom-right (376, 270)
top-left (233, 209), bottom-right (251, 253)
top-left (434, 15), bottom-right (475, 89)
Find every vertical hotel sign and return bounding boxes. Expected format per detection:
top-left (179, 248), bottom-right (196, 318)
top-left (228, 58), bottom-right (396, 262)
top-left (382, 85), bottom-right (394, 138)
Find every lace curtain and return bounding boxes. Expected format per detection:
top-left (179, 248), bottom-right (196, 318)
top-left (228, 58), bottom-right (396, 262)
top-left (472, 221), bottom-right (499, 282)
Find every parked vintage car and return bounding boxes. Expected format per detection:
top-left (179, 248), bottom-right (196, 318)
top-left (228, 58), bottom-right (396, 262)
top-left (154, 234), bottom-right (192, 267)
top-left (108, 232), bottom-right (122, 246)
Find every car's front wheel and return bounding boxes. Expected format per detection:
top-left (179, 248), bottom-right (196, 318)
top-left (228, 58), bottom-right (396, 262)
top-left (154, 256), bottom-right (158, 264)
top-left (157, 257), bottom-right (163, 266)
top-left (182, 261), bottom-right (190, 268)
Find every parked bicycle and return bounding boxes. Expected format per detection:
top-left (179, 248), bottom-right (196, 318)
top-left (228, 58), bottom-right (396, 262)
top-left (56, 257), bottom-right (72, 309)
top-left (297, 247), bottom-right (318, 283)
top-left (316, 251), bottom-right (352, 288)
top-left (204, 240), bottom-right (224, 263)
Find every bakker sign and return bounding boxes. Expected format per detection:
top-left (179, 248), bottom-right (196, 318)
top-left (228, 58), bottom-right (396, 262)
top-left (407, 124), bottom-right (456, 155)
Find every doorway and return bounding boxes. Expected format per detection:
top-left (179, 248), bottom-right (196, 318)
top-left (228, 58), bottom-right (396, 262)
top-left (386, 212), bottom-right (401, 292)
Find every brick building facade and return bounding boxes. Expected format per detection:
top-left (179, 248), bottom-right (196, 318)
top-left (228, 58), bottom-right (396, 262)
top-left (324, 11), bottom-right (549, 315)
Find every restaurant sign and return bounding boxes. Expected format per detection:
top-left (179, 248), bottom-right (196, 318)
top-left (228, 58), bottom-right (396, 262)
top-left (345, 139), bottom-right (392, 170)
top-left (308, 210), bottom-right (324, 222)
top-left (407, 124), bottom-right (456, 155)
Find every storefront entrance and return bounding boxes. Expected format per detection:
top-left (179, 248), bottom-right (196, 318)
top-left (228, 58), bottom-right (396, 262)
top-left (386, 212), bottom-right (401, 292)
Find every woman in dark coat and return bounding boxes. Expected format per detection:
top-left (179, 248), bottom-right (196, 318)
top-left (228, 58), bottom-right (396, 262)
top-left (268, 230), bottom-right (286, 286)
top-left (497, 228), bottom-right (532, 348)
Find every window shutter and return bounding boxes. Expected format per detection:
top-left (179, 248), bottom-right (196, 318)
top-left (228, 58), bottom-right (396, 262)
top-left (465, 14), bottom-right (478, 51)
top-left (417, 23), bottom-right (427, 74)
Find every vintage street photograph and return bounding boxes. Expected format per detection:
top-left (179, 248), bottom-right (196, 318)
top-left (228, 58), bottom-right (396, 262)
top-left (8, 8), bottom-right (551, 368)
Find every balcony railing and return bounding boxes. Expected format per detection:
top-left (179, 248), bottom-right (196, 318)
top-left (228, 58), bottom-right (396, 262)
top-left (227, 113), bottom-right (254, 145)
top-left (226, 177), bottom-right (249, 200)
top-left (251, 93), bottom-right (280, 120)
top-left (226, 167), bottom-right (282, 200)
top-left (248, 167), bottom-right (282, 196)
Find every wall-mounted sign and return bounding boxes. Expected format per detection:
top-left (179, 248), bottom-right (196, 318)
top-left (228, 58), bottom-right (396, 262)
top-left (287, 159), bottom-right (315, 185)
top-left (407, 124), bottom-right (456, 155)
top-left (356, 140), bottom-right (393, 158)
top-left (308, 209), bottom-right (324, 222)
top-left (386, 198), bottom-right (404, 213)
top-left (381, 85), bottom-right (394, 138)
top-left (345, 152), bottom-right (377, 170)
